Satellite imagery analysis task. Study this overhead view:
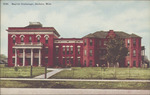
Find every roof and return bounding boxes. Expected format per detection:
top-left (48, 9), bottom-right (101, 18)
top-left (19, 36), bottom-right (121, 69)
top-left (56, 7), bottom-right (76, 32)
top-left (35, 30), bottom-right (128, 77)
top-left (7, 22), bottom-right (60, 37)
top-left (83, 30), bottom-right (141, 38)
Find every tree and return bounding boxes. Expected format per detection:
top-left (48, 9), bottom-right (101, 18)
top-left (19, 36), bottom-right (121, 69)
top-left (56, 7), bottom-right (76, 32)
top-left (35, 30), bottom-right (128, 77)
top-left (105, 37), bottom-right (128, 78)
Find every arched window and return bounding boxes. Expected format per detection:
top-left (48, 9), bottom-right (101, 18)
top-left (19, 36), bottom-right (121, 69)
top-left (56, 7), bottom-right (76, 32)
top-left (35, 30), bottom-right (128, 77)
top-left (45, 36), bottom-right (48, 44)
top-left (20, 35), bottom-right (25, 43)
top-left (44, 35), bottom-right (49, 44)
top-left (13, 36), bottom-right (16, 44)
top-left (11, 35), bottom-right (16, 44)
top-left (36, 35), bottom-right (41, 42)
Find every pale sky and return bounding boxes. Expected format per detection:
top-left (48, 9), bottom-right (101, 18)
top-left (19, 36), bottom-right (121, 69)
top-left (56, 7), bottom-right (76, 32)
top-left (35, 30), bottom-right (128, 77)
top-left (1, 1), bottom-right (150, 59)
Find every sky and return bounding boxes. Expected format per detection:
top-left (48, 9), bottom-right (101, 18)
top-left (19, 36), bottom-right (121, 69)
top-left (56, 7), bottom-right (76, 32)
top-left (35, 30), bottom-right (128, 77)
top-left (1, 0), bottom-right (150, 59)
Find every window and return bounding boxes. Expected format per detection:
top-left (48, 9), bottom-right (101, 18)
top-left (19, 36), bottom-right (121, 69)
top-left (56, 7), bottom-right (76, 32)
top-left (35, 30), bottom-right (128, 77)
top-left (45, 36), bottom-right (48, 44)
top-left (90, 39), bottom-right (93, 46)
top-left (29, 36), bottom-right (32, 42)
top-left (70, 58), bottom-right (73, 64)
top-left (63, 46), bottom-right (65, 55)
top-left (127, 51), bottom-right (130, 56)
top-left (66, 47), bottom-right (69, 54)
top-left (21, 36), bottom-right (24, 42)
top-left (13, 49), bottom-right (15, 54)
top-left (90, 50), bottom-right (92, 56)
top-left (37, 36), bottom-right (40, 42)
top-left (63, 58), bottom-right (65, 65)
top-left (19, 58), bottom-right (23, 64)
top-left (77, 47), bottom-right (80, 54)
top-left (84, 39), bottom-right (87, 46)
top-left (56, 57), bottom-right (59, 66)
top-left (12, 36), bottom-right (16, 44)
top-left (104, 41), bottom-right (107, 46)
top-left (77, 58), bottom-right (81, 66)
top-left (19, 49), bottom-right (23, 53)
top-left (133, 39), bottom-right (136, 46)
top-left (12, 58), bottom-right (15, 64)
top-left (133, 61), bottom-right (136, 67)
top-left (45, 58), bottom-right (48, 64)
top-left (56, 47), bottom-right (59, 55)
top-left (84, 50), bottom-right (87, 56)
top-left (89, 60), bottom-right (92, 66)
top-left (127, 39), bottom-right (130, 46)
top-left (70, 47), bottom-right (73, 54)
top-left (26, 49), bottom-right (31, 53)
top-left (133, 50), bottom-right (136, 56)
top-left (84, 60), bottom-right (86, 66)
top-left (99, 40), bottom-right (101, 46)
top-left (45, 48), bottom-right (48, 54)
top-left (127, 61), bottom-right (130, 66)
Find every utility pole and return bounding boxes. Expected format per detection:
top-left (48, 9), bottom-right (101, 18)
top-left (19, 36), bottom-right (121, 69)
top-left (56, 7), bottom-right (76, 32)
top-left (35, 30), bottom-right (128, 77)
top-left (45, 65), bottom-right (47, 79)
top-left (30, 65), bottom-right (32, 78)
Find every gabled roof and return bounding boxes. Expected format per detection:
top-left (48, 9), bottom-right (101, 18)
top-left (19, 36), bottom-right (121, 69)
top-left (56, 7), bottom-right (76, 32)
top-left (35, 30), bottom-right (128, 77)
top-left (130, 33), bottom-right (141, 38)
top-left (83, 30), bottom-right (141, 38)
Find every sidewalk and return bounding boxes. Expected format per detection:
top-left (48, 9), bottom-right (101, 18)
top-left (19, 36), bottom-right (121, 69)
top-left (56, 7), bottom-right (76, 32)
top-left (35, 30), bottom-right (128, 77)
top-left (34, 68), bottom-right (64, 79)
top-left (1, 78), bottom-right (150, 82)
top-left (1, 88), bottom-right (150, 95)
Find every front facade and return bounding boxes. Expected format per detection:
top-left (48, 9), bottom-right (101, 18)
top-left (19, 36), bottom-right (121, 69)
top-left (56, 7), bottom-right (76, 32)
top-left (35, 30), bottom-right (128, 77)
top-left (7, 22), bottom-right (144, 67)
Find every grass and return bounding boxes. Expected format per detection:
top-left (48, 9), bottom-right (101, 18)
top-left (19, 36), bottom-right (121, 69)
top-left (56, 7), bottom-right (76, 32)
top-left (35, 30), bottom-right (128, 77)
top-left (50, 67), bottom-right (150, 80)
top-left (1, 80), bottom-right (150, 89)
top-left (0, 66), bottom-right (51, 78)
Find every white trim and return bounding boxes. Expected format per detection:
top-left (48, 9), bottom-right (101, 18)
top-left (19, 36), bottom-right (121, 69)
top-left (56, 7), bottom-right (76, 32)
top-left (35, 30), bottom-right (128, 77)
top-left (54, 40), bottom-right (83, 43)
top-left (56, 46), bottom-right (59, 48)
top-left (12, 56), bottom-right (15, 58)
top-left (71, 56), bottom-right (73, 58)
top-left (19, 35), bottom-right (25, 38)
top-left (45, 56), bottom-right (48, 58)
top-left (36, 35), bottom-right (41, 38)
top-left (77, 46), bottom-right (81, 48)
top-left (77, 56), bottom-right (81, 58)
top-left (45, 46), bottom-right (48, 48)
top-left (66, 46), bottom-right (69, 47)
top-left (62, 46), bottom-right (66, 47)
top-left (70, 46), bottom-right (73, 47)
top-left (44, 35), bottom-right (49, 38)
top-left (11, 35), bottom-right (16, 38)
top-left (13, 47), bottom-right (42, 49)
top-left (8, 32), bottom-right (59, 38)
top-left (8, 32), bottom-right (53, 35)
top-left (62, 57), bottom-right (65, 58)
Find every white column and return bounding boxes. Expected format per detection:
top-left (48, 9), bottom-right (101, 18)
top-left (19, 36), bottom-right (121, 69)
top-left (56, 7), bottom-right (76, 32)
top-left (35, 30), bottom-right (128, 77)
top-left (23, 49), bottom-right (25, 66)
top-left (31, 49), bottom-right (33, 66)
top-left (15, 49), bottom-right (17, 66)
top-left (39, 49), bottom-right (41, 66)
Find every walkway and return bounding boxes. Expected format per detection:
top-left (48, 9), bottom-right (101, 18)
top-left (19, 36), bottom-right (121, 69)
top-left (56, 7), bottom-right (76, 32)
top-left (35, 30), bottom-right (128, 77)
top-left (1, 78), bottom-right (150, 82)
top-left (1, 88), bottom-right (150, 95)
top-left (34, 68), bottom-right (64, 79)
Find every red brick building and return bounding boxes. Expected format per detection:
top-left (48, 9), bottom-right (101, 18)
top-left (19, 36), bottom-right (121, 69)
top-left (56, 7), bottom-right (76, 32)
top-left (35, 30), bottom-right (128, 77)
top-left (7, 22), bottom-right (143, 67)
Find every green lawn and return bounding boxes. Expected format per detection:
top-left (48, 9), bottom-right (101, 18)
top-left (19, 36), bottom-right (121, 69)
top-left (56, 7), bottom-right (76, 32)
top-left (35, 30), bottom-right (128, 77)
top-left (1, 80), bottom-right (150, 89)
top-left (50, 67), bottom-right (150, 80)
top-left (0, 66), bottom-right (50, 78)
